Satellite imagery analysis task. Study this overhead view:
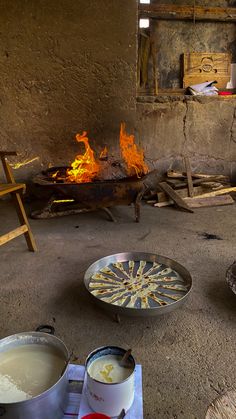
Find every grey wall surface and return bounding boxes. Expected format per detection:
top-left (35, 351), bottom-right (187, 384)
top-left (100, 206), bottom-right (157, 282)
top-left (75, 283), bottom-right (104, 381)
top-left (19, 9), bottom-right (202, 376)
top-left (0, 0), bottom-right (137, 181)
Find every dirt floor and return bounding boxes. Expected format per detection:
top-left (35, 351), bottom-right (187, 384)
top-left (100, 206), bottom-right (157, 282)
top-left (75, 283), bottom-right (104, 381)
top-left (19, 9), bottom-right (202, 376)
top-left (1, 201), bottom-right (236, 419)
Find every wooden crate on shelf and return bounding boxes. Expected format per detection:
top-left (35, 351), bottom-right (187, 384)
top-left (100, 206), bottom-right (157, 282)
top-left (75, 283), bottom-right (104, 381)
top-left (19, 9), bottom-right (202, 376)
top-left (183, 52), bottom-right (231, 89)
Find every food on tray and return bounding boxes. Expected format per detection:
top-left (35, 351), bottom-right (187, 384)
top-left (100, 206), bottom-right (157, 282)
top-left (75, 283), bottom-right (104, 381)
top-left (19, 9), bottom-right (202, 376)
top-left (89, 260), bottom-right (189, 309)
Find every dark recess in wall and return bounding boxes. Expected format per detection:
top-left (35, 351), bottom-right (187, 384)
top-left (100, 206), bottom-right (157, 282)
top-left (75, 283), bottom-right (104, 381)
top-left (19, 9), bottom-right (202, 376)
top-left (143, 0), bottom-right (236, 89)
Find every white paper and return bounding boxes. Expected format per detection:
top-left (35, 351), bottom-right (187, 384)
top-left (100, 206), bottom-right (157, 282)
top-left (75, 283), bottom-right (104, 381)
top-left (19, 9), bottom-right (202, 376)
top-left (188, 80), bottom-right (218, 96)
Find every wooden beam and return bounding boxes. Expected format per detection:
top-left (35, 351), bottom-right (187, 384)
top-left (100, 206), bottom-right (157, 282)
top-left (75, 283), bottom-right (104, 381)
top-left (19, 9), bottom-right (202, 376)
top-left (139, 4), bottom-right (236, 22)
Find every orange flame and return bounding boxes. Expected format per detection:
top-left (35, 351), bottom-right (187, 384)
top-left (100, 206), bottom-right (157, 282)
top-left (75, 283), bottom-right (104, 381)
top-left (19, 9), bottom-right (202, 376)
top-left (66, 131), bottom-right (100, 183)
top-left (119, 122), bottom-right (148, 177)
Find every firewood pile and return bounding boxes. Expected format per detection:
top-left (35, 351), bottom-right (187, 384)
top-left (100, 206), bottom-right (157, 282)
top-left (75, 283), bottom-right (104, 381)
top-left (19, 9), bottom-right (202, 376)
top-left (145, 158), bottom-right (236, 213)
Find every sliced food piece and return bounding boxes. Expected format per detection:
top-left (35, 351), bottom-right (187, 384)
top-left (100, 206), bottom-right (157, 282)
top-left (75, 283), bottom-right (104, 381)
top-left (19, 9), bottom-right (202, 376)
top-left (128, 260), bottom-right (135, 278)
top-left (149, 293), bottom-right (168, 306)
top-left (91, 273), bottom-right (121, 284)
top-left (136, 260), bottom-right (147, 277)
top-left (100, 266), bottom-right (124, 280)
top-left (160, 284), bottom-right (188, 292)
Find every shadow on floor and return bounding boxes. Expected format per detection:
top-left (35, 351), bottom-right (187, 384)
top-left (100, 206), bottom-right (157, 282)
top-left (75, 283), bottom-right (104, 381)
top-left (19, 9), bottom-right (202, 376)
top-left (207, 279), bottom-right (236, 315)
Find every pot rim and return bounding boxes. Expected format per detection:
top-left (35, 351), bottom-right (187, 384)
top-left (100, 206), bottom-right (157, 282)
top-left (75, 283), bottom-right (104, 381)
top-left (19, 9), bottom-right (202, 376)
top-left (0, 331), bottom-right (69, 406)
top-left (85, 345), bottom-right (135, 386)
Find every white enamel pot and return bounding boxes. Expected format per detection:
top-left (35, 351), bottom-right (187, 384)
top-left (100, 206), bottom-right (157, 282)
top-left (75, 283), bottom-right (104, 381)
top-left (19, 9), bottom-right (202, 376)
top-left (85, 346), bottom-right (135, 418)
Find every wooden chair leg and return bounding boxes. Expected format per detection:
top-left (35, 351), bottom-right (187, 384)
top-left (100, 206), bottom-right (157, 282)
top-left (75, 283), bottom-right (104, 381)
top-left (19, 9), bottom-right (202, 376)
top-left (11, 192), bottom-right (37, 252)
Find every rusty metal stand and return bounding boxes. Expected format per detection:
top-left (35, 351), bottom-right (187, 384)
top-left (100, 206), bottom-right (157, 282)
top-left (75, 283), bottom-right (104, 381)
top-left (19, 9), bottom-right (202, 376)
top-left (31, 197), bottom-right (117, 222)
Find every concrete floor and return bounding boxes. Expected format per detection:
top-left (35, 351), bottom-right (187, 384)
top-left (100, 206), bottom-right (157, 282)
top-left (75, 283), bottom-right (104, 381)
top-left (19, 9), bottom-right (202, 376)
top-left (1, 201), bottom-right (236, 419)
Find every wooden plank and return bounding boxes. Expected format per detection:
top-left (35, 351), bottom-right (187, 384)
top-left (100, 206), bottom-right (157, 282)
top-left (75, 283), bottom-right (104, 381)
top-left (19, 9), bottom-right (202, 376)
top-left (167, 170), bottom-right (229, 181)
top-left (158, 182), bottom-right (194, 212)
top-left (185, 194), bottom-right (234, 208)
top-left (157, 186), bottom-right (207, 203)
top-left (183, 52), bottom-right (231, 89)
top-left (139, 4), bottom-right (236, 22)
top-left (194, 186), bottom-right (236, 198)
top-left (184, 157), bottom-right (194, 197)
top-left (206, 390), bottom-right (236, 419)
top-left (155, 194), bottom-right (234, 208)
top-left (0, 225), bottom-right (28, 246)
top-left (0, 183), bottom-right (25, 196)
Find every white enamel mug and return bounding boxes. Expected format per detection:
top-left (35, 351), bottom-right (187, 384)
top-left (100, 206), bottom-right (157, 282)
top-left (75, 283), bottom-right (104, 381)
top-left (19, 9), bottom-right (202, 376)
top-left (85, 346), bottom-right (135, 417)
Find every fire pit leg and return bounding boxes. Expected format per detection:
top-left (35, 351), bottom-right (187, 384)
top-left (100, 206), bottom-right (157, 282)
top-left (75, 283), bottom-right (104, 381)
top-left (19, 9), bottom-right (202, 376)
top-left (31, 196), bottom-right (57, 219)
top-left (134, 190), bottom-right (144, 223)
top-left (102, 207), bottom-right (117, 222)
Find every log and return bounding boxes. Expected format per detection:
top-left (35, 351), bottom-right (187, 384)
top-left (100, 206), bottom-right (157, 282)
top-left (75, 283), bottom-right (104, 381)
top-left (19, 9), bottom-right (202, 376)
top-left (139, 4), bottom-right (236, 22)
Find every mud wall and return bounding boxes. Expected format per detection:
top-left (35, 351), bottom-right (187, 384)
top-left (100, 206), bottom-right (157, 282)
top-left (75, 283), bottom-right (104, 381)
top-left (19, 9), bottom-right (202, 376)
top-left (0, 0), bottom-right (137, 181)
top-left (136, 96), bottom-right (236, 177)
top-left (0, 0), bottom-right (236, 182)
top-left (137, 0), bottom-right (236, 176)
top-left (151, 0), bottom-right (236, 89)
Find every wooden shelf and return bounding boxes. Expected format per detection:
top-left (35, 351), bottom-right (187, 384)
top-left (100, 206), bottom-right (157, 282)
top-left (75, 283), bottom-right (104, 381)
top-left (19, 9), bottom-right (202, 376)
top-left (139, 4), bottom-right (236, 22)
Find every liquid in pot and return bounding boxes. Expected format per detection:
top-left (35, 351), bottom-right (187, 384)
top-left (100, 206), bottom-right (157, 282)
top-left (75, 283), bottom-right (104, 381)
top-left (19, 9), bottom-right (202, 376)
top-left (88, 354), bottom-right (133, 384)
top-left (0, 344), bottom-right (65, 403)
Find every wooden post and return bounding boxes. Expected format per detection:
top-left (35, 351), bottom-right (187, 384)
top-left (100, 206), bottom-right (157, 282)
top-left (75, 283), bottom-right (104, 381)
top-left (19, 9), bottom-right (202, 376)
top-left (184, 157), bottom-right (194, 197)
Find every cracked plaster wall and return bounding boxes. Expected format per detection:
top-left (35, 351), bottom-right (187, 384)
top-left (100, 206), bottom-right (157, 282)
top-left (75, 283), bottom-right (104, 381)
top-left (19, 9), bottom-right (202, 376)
top-left (0, 0), bottom-right (137, 181)
top-left (136, 97), bottom-right (236, 176)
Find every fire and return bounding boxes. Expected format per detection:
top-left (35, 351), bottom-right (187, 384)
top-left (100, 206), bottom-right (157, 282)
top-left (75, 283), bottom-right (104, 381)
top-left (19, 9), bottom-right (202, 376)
top-left (61, 124), bottom-right (148, 184)
top-left (66, 131), bottom-right (100, 183)
top-left (119, 122), bottom-right (148, 178)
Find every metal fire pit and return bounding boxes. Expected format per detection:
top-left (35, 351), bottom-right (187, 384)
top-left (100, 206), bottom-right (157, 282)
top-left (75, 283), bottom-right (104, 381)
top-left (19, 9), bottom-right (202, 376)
top-left (84, 252), bottom-right (192, 317)
top-left (226, 261), bottom-right (236, 295)
top-left (32, 167), bottom-right (161, 222)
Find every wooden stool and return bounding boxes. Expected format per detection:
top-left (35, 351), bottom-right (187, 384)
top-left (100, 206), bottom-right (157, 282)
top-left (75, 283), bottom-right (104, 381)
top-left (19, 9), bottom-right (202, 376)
top-left (0, 151), bottom-right (37, 251)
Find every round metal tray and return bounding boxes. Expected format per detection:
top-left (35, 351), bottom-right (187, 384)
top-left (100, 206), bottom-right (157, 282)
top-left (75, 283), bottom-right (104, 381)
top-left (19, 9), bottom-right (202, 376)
top-left (84, 252), bottom-right (192, 317)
